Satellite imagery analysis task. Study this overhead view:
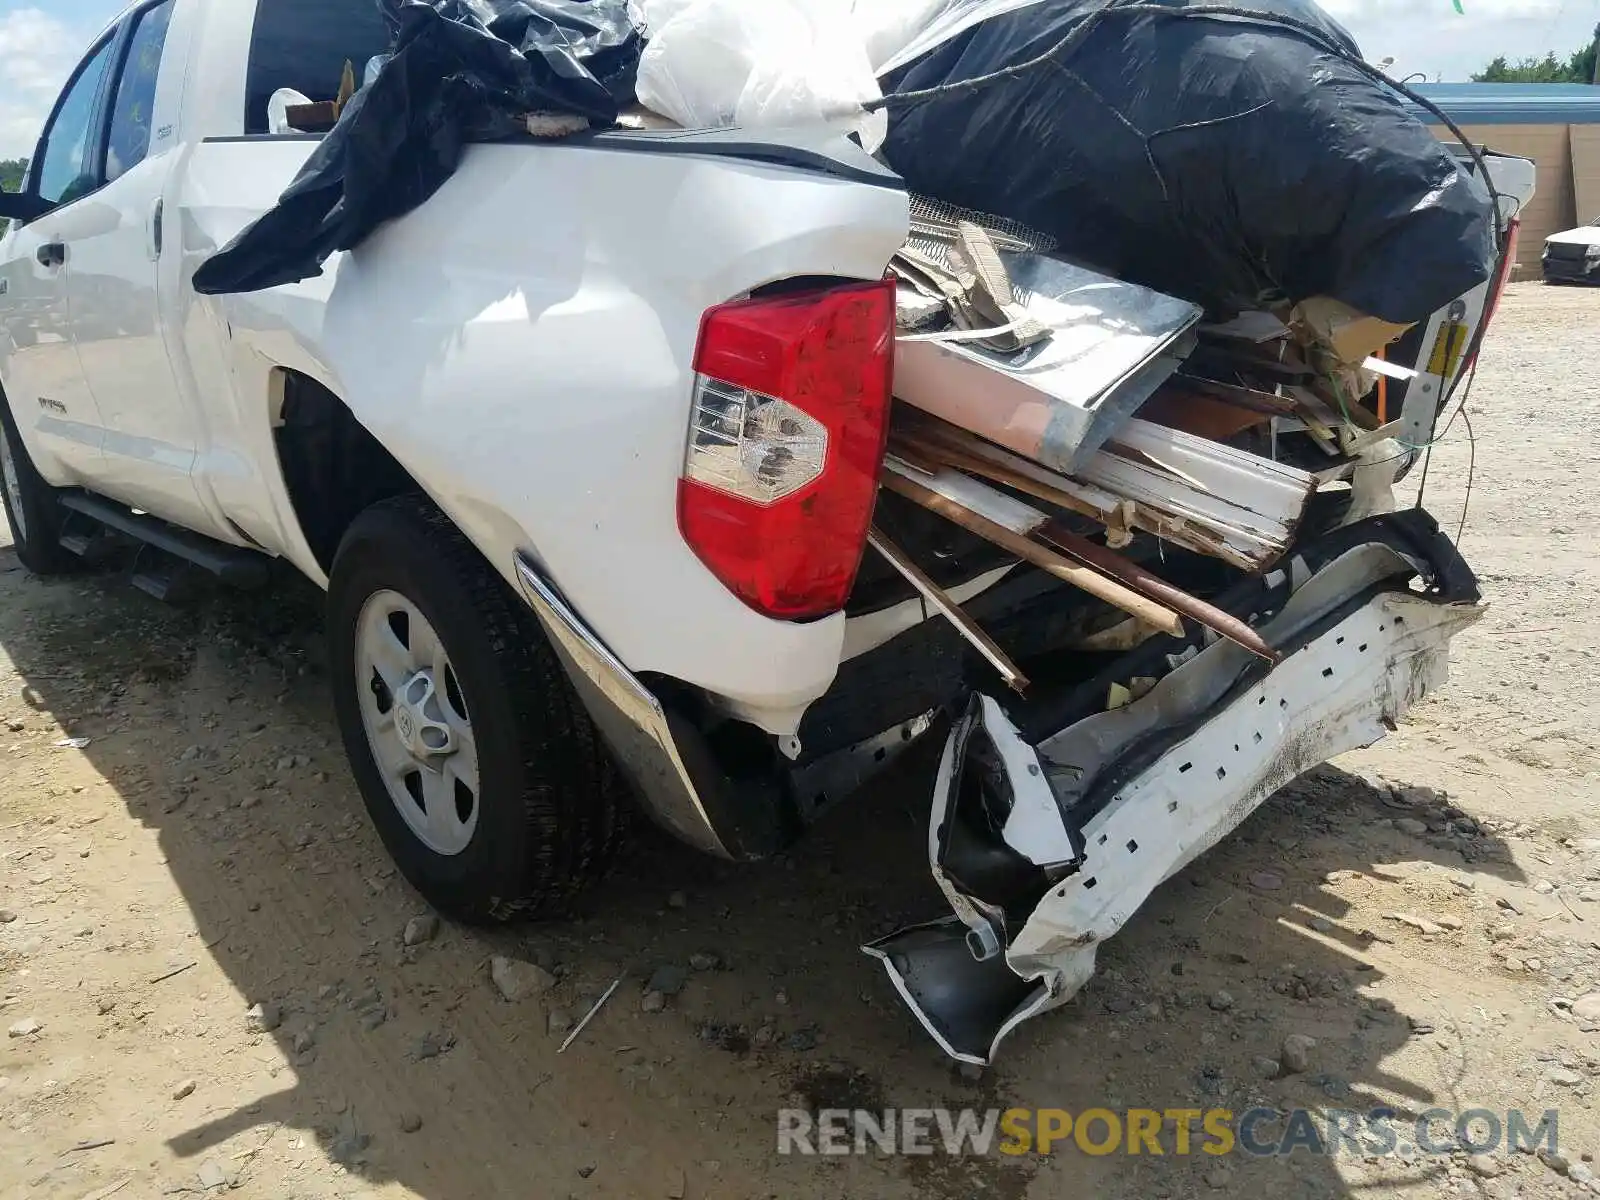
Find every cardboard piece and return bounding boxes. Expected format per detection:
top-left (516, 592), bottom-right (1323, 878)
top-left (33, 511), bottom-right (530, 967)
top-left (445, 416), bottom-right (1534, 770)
top-left (1289, 296), bottom-right (1413, 366)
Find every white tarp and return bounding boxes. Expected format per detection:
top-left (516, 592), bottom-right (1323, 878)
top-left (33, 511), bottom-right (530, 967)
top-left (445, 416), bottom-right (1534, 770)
top-left (628, 0), bottom-right (1052, 147)
top-left (858, 0), bottom-right (1052, 76)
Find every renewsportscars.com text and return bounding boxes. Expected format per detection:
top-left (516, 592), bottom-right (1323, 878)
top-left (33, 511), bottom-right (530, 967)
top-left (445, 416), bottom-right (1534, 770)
top-left (777, 1107), bottom-right (1559, 1159)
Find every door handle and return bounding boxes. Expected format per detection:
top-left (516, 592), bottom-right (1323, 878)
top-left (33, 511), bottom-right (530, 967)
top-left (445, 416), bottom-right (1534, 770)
top-left (36, 242), bottom-right (65, 268)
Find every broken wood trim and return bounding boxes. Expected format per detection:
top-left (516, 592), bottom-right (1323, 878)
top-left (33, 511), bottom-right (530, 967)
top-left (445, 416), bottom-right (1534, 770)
top-left (892, 414), bottom-right (1270, 571)
top-left (868, 528), bottom-right (1030, 693)
top-left (896, 415), bottom-right (1278, 656)
top-left (893, 422), bottom-right (1117, 528)
top-left (1102, 418), bottom-right (1317, 521)
top-left (881, 461), bottom-right (1186, 638)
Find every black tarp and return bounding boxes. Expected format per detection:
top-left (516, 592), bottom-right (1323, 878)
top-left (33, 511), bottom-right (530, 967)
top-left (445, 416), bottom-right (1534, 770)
top-left (193, 0), bottom-right (640, 296)
top-left (879, 0), bottom-right (1496, 324)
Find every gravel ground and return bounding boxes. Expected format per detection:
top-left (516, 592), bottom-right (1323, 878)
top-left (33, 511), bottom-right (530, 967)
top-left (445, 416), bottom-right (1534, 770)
top-left (1, 281), bottom-right (1597, 1200)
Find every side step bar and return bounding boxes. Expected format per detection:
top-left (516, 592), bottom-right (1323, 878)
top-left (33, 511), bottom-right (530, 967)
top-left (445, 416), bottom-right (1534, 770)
top-left (57, 492), bottom-right (271, 595)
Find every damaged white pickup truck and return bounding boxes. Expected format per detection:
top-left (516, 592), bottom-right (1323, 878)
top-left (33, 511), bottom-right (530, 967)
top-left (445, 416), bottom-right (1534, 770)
top-left (0, 0), bottom-right (1535, 1062)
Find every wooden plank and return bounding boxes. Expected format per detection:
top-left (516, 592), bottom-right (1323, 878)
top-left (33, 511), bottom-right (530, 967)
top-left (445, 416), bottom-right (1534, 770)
top-left (1105, 418), bottom-right (1317, 524)
top-left (1077, 451), bottom-right (1297, 554)
top-left (894, 421), bottom-right (1128, 526)
top-left (892, 411), bottom-right (1285, 571)
top-left (284, 101), bottom-right (339, 131)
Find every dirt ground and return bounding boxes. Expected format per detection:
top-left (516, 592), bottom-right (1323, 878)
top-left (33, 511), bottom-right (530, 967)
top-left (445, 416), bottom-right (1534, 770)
top-left (1, 281), bottom-right (1597, 1200)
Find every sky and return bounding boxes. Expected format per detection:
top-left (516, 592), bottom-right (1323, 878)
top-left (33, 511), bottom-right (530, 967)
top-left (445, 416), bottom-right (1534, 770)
top-left (0, 0), bottom-right (1596, 158)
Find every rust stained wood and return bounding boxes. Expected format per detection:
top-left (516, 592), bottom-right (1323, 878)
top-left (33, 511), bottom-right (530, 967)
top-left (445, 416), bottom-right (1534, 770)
top-left (890, 421), bottom-right (1275, 657)
top-left (881, 461), bottom-right (1187, 638)
top-left (868, 528), bottom-right (1029, 693)
top-left (889, 428), bottom-right (1273, 662)
top-left (893, 423), bottom-right (1116, 526)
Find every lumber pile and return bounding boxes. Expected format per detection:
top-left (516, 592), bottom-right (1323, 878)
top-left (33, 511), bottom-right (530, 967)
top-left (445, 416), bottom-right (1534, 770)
top-left (872, 216), bottom-right (1403, 683)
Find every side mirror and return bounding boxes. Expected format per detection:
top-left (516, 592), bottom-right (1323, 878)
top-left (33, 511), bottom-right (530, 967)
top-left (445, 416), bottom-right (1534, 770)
top-left (0, 191), bottom-right (49, 225)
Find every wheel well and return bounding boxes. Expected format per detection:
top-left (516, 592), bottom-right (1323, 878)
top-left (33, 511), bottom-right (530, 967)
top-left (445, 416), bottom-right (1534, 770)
top-left (274, 370), bottom-right (419, 572)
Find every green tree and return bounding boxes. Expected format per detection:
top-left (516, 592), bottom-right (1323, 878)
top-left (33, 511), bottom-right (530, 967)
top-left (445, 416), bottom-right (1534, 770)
top-left (0, 159), bottom-right (26, 233)
top-left (0, 158), bottom-right (27, 194)
top-left (1474, 23), bottom-right (1600, 83)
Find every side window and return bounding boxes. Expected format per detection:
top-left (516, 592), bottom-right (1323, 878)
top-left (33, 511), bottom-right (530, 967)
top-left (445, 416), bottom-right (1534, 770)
top-left (245, 0), bottom-right (393, 135)
top-left (105, 1), bottom-right (176, 184)
top-left (36, 39), bottom-right (117, 208)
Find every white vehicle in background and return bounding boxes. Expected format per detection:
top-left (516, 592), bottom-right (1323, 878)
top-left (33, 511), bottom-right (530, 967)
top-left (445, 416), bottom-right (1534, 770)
top-left (0, 0), bottom-right (1538, 1061)
top-left (1544, 216), bottom-right (1600, 284)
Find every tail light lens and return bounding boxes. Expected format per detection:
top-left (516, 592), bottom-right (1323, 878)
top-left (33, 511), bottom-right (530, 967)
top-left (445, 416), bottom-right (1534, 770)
top-left (1485, 216), bottom-right (1520, 332)
top-left (678, 279), bottom-right (895, 619)
top-left (1461, 216), bottom-right (1520, 375)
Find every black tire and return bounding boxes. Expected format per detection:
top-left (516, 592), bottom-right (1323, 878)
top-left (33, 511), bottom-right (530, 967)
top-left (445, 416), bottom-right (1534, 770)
top-left (0, 394), bottom-right (76, 575)
top-left (328, 495), bottom-right (625, 922)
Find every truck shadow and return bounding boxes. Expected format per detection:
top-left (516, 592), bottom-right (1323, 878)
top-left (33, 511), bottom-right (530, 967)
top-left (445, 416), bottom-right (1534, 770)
top-left (0, 554), bottom-right (1540, 1200)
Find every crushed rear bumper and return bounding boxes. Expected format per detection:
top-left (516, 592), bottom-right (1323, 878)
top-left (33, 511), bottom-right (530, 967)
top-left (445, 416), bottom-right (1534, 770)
top-left (865, 511), bottom-right (1483, 1064)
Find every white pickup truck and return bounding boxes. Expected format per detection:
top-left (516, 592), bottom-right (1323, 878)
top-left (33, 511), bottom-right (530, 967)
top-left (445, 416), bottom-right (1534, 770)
top-left (0, 0), bottom-right (1537, 1060)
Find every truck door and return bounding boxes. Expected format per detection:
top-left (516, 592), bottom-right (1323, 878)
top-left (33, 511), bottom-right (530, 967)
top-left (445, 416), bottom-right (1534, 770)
top-left (61, 0), bottom-right (219, 529)
top-left (0, 34), bottom-right (119, 484)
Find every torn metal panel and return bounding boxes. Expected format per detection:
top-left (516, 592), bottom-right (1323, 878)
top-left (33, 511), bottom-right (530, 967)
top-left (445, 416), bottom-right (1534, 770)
top-left (866, 538), bottom-right (1483, 1065)
top-left (1034, 542), bottom-right (1433, 816)
top-left (1008, 592), bottom-right (1480, 998)
top-left (972, 694), bottom-right (1081, 871)
top-left (924, 695), bottom-right (1070, 943)
top-left (893, 252), bottom-right (1202, 473)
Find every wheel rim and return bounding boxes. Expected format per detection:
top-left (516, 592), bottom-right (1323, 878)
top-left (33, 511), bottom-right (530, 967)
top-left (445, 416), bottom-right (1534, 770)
top-left (355, 589), bottom-right (480, 856)
top-left (0, 424), bottom-right (27, 544)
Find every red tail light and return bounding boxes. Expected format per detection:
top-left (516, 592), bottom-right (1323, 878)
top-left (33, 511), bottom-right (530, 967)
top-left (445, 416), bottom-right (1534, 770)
top-left (1485, 217), bottom-right (1520, 332)
top-left (1461, 217), bottom-right (1520, 375)
top-left (677, 279), bottom-right (895, 620)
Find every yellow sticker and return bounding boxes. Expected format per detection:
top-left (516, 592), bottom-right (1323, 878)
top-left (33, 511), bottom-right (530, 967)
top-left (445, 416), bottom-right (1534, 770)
top-left (1427, 321), bottom-right (1469, 378)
